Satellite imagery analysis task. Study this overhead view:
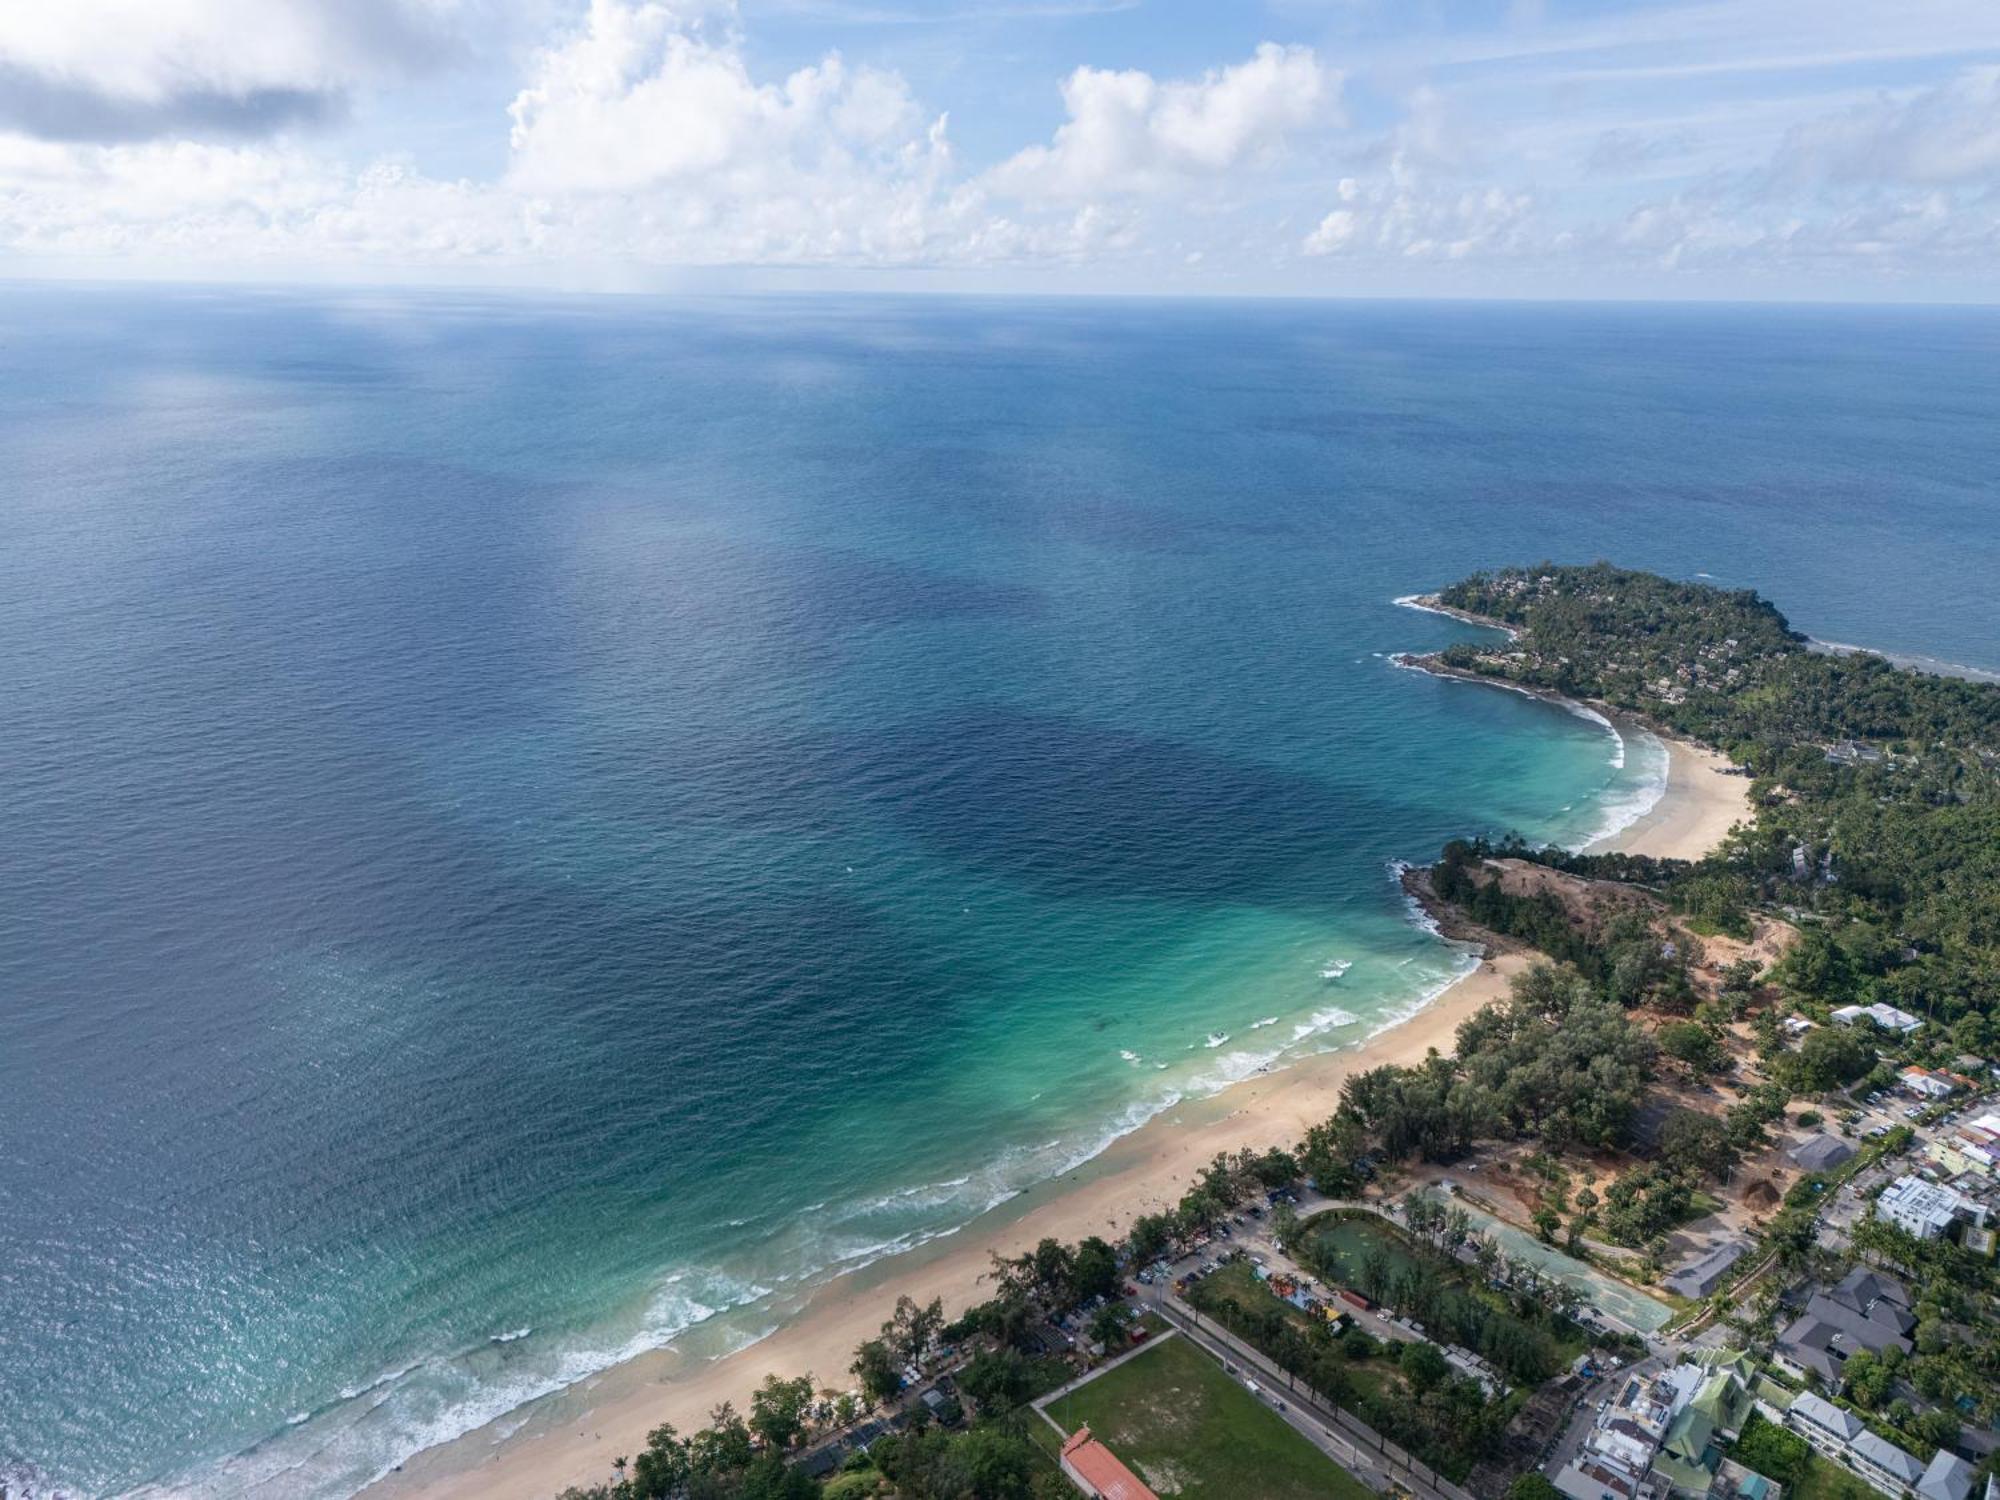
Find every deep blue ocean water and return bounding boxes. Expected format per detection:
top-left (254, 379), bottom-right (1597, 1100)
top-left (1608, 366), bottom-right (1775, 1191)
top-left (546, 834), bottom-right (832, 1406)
top-left (3, 288), bottom-right (1997, 1498)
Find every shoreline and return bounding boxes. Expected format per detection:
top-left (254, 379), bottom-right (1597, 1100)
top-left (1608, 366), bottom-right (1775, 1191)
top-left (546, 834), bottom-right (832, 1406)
top-left (364, 665), bottom-right (1752, 1500)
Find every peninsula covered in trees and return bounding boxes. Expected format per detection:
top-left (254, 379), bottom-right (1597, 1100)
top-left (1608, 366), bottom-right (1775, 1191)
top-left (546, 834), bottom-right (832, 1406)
top-left (1424, 562), bottom-right (2000, 1040)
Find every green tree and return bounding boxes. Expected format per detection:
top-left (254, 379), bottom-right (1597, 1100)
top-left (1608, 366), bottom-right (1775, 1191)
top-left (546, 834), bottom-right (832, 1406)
top-left (1067, 1236), bottom-right (1120, 1306)
top-left (850, 1339), bottom-right (900, 1406)
top-left (749, 1372), bottom-right (815, 1452)
top-left (883, 1295), bottom-right (944, 1370)
top-left (1660, 1108), bottom-right (1736, 1181)
top-left (1399, 1339), bottom-right (1450, 1394)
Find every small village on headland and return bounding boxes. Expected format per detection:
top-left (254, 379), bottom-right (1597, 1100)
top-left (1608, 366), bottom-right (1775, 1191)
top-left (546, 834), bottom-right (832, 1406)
top-left (523, 565), bottom-right (2000, 1500)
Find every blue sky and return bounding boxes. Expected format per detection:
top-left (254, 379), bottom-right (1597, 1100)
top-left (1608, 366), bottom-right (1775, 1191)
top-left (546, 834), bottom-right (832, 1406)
top-left (3, 0), bottom-right (1997, 299)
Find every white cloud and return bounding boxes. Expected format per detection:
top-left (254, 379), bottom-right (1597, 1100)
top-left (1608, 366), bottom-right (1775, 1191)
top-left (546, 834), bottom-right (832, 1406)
top-left (0, 0), bottom-right (462, 141)
top-left (1301, 170), bottom-right (1538, 261)
top-left (506, 0), bottom-right (930, 193)
top-left (0, 1), bottom-right (1995, 294)
top-left (985, 43), bottom-right (1335, 199)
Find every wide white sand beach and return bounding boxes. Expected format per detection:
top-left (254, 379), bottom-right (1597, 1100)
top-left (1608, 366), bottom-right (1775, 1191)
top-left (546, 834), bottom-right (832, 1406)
top-left (365, 734), bottom-right (1751, 1500)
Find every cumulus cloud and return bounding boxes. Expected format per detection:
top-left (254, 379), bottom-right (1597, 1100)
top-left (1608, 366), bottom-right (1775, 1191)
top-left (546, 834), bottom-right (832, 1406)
top-left (0, 3), bottom-right (1143, 273)
top-left (984, 43), bottom-right (1335, 199)
top-left (2, 1), bottom-right (1994, 292)
top-left (0, 0), bottom-right (461, 143)
top-left (506, 0), bottom-right (934, 195)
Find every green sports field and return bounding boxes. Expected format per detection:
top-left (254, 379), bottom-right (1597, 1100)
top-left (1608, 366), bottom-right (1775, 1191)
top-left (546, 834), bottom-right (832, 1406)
top-left (1040, 1332), bottom-right (1374, 1500)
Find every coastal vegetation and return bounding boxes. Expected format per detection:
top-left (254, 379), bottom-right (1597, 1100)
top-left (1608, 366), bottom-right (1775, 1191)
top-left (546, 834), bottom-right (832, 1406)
top-left (1182, 1205), bottom-right (1592, 1480)
top-left (548, 564), bottom-right (2000, 1500)
top-left (1335, 961), bottom-right (1657, 1161)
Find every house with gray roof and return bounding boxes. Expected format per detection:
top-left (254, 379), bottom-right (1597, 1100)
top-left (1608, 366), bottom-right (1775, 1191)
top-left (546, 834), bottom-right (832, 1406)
top-left (1772, 1267), bottom-right (1914, 1385)
top-left (1917, 1452), bottom-right (1976, 1500)
top-left (1848, 1431), bottom-right (1924, 1497)
top-left (1786, 1392), bottom-right (1865, 1455)
top-left (1666, 1241), bottom-right (1748, 1300)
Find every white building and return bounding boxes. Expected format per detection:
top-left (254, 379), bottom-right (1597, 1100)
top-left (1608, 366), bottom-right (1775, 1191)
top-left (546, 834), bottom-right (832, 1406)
top-left (1900, 1068), bottom-right (1960, 1102)
top-left (1849, 1432), bottom-right (1925, 1498)
top-left (1785, 1393), bottom-right (1931, 1500)
top-left (1830, 1003), bottom-right (1922, 1036)
top-left (1876, 1176), bottom-right (1987, 1241)
top-left (1787, 1393), bottom-right (1864, 1459)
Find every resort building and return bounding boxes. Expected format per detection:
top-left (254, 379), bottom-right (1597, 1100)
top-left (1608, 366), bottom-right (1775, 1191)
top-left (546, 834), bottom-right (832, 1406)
top-left (1058, 1426), bottom-right (1158, 1500)
top-left (1875, 1177), bottom-right (1987, 1242)
top-left (1917, 1451), bottom-right (1978, 1500)
top-left (1830, 1003), bottom-right (1923, 1036)
top-left (1783, 1393), bottom-right (1931, 1500)
top-left (1553, 1369), bottom-right (1683, 1500)
top-left (1772, 1267), bottom-right (1914, 1386)
top-left (1926, 1116), bottom-right (2000, 1181)
top-left (1786, 1392), bottom-right (1866, 1457)
top-left (1848, 1431), bottom-right (1925, 1498)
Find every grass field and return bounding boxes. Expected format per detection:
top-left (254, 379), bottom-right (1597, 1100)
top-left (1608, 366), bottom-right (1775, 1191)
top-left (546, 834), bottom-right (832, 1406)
top-left (1041, 1333), bottom-right (1374, 1500)
top-left (1791, 1455), bottom-right (1884, 1500)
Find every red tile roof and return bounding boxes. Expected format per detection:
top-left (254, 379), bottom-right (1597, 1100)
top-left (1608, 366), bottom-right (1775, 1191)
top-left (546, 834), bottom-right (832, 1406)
top-left (1060, 1426), bottom-right (1159, 1500)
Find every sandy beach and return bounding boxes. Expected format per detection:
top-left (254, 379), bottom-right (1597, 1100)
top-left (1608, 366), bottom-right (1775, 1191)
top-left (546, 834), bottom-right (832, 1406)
top-left (366, 732), bottom-right (1751, 1500)
top-left (1588, 730), bottom-right (1749, 860)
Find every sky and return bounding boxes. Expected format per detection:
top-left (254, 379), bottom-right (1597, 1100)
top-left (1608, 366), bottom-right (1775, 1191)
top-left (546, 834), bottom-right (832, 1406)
top-left (2, 0), bottom-right (1998, 299)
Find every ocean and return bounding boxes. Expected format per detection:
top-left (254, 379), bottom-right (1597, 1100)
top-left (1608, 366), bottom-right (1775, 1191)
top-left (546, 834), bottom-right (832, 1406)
top-left (3, 288), bottom-right (1997, 1498)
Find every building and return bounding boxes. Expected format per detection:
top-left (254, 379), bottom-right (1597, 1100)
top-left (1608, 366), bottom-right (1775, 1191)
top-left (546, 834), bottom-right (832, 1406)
top-left (1553, 1370), bottom-right (1683, 1500)
top-left (1848, 1430), bottom-right (1925, 1497)
top-left (1900, 1068), bottom-right (1962, 1103)
top-left (1917, 1451), bottom-right (1977, 1500)
top-left (1929, 1116), bottom-right (2000, 1180)
top-left (1667, 1242), bottom-right (1748, 1300)
top-left (1651, 1369), bottom-right (1755, 1500)
top-left (1772, 1267), bottom-right (1914, 1385)
top-left (1791, 1135), bottom-right (1857, 1174)
top-left (1830, 1004), bottom-right (1923, 1036)
top-left (1876, 1177), bottom-right (1988, 1242)
top-left (1058, 1426), bottom-right (1158, 1500)
top-left (1782, 1017), bottom-right (1817, 1038)
top-left (1784, 1394), bottom-right (1927, 1500)
top-left (1786, 1392), bottom-right (1865, 1458)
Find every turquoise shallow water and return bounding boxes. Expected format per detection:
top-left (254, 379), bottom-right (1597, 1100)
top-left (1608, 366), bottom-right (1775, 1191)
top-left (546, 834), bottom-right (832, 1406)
top-left (2, 291), bottom-right (1997, 1498)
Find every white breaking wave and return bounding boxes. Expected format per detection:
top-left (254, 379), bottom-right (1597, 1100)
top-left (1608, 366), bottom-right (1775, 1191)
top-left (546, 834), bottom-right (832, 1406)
top-left (1290, 1005), bottom-right (1361, 1042)
top-left (143, 1267), bottom-right (777, 1500)
top-left (1391, 593), bottom-right (1520, 639)
top-left (1249, 1016), bottom-right (1279, 1030)
top-left (1319, 959), bottom-right (1351, 980)
top-left (1204, 1031), bottom-right (1230, 1048)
